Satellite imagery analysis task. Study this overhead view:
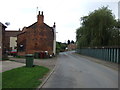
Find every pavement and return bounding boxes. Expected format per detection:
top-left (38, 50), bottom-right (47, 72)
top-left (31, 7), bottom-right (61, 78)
top-left (42, 51), bottom-right (118, 88)
top-left (1, 61), bottom-right (25, 72)
top-left (8, 56), bottom-right (57, 70)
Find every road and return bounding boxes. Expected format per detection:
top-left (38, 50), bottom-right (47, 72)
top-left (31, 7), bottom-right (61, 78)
top-left (42, 51), bottom-right (118, 88)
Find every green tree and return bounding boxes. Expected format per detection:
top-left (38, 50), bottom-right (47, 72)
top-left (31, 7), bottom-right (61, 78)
top-left (108, 20), bottom-right (120, 45)
top-left (71, 40), bottom-right (75, 44)
top-left (56, 42), bottom-right (61, 53)
top-left (76, 6), bottom-right (118, 48)
top-left (67, 40), bottom-right (71, 45)
top-left (56, 42), bottom-right (67, 53)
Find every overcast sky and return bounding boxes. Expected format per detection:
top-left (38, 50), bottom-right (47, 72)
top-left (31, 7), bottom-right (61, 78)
top-left (0, 0), bottom-right (119, 43)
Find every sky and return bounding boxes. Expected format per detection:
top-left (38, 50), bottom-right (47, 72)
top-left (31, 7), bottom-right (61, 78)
top-left (118, 1), bottom-right (120, 19)
top-left (0, 0), bottom-right (119, 43)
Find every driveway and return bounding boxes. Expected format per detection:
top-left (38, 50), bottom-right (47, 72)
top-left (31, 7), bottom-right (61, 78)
top-left (42, 51), bottom-right (118, 88)
top-left (1, 56), bottom-right (57, 75)
top-left (8, 57), bottom-right (57, 70)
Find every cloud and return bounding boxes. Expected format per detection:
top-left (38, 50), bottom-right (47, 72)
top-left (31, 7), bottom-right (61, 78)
top-left (0, 0), bottom-right (119, 42)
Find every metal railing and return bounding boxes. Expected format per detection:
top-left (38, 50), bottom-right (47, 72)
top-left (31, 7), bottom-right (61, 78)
top-left (76, 47), bottom-right (120, 63)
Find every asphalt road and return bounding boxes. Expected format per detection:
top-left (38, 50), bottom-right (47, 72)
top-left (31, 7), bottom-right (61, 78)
top-left (42, 51), bottom-right (118, 88)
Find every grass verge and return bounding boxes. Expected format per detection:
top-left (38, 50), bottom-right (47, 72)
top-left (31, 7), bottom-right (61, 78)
top-left (2, 65), bottom-right (49, 89)
top-left (15, 55), bottom-right (25, 58)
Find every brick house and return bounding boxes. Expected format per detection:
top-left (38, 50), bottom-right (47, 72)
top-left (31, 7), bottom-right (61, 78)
top-left (67, 43), bottom-right (76, 51)
top-left (0, 22), bottom-right (7, 59)
top-left (17, 11), bottom-right (56, 56)
top-left (5, 30), bottom-right (22, 51)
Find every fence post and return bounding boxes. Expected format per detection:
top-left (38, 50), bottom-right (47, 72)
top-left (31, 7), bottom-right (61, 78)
top-left (114, 48), bottom-right (116, 63)
top-left (118, 48), bottom-right (120, 64)
top-left (111, 49), bottom-right (114, 62)
top-left (115, 48), bottom-right (117, 63)
top-left (105, 48), bottom-right (108, 61)
top-left (108, 48), bottom-right (110, 61)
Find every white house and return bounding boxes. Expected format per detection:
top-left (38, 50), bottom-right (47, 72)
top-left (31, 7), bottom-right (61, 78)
top-left (10, 37), bottom-right (17, 50)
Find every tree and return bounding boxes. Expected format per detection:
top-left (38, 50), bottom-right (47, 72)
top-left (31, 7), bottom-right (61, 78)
top-left (67, 40), bottom-right (71, 45)
top-left (76, 6), bottom-right (118, 48)
top-left (56, 42), bottom-right (67, 53)
top-left (71, 40), bottom-right (75, 44)
top-left (108, 20), bottom-right (120, 46)
top-left (56, 42), bottom-right (61, 53)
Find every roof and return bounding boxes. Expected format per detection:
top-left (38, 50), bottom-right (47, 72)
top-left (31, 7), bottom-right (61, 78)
top-left (26, 22), bottom-right (53, 29)
top-left (5, 30), bottom-right (21, 32)
top-left (5, 30), bottom-right (22, 37)
top-left (44, 23), bottom-right (53, 30)
top-left (26, 22), bottom-right (37, 29)
top-left (0, 22), bottom-right (7, 28)
top-left (17, 32), bottom-right (26, 36)
top-left (17, 21), bottom-right (54, 36)
top-left (25, 22), bottom-right (54, 32)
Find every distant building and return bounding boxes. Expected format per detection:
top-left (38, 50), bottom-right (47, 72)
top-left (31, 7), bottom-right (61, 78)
top-left (5, 30), bottom-right (22, 51)
top-left (10, 37), bottom-right (17, 50)
top-left (118, 1), bottom-right (120, 19)
top-left (17, 11), bottom-right (56, 56)
top-left (0, 22), bottom-right (7, 59)
top-left (67, 43), bottom-right (76, 51)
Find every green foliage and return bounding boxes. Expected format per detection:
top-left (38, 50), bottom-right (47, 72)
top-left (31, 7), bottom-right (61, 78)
top-left (76, 6), bottom-right (120, 48)
top-left (56, 42), bottom-right (67, 53)
top-left (15, 55), bottom-right (25, 58)
top-left (2, 65), bottom-right (49, 88)
top-left (56, 42), bottom-right (61, 53)
top-left (71, 40), bottom-right (75, 44)
top-left (67, 40), bottom-right (71, 45)
top-left (108, 21), bottom-right (120, 45)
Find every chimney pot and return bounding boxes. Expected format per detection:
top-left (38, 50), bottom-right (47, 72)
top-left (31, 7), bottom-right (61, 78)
top-left (41, 11), bottom-right (43, 15)
top-left (39, 11), bottom-right (40, 15)
top-left (37, 11), bottom-right (44, 23)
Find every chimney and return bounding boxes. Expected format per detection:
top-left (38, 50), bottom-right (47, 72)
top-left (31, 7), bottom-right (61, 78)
top-left (37, 11), bottom-right (44, 24)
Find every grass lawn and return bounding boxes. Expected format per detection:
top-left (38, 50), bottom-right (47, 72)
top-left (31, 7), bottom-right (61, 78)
top-left (2, 65), bottom-right (49, 89)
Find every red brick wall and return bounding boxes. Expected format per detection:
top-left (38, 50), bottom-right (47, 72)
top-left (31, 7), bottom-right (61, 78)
top-left (17, 32), bottom-right (26, 55)
top-left (17, 23), bottom-right (54, 55)
top-left (17, 11), bottom-right (54, 56)
top-left (26, 23), bottom-right (54, 55)
top-left (68, 44), bottom-right (76, 50)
